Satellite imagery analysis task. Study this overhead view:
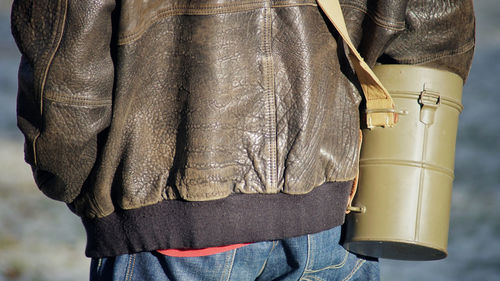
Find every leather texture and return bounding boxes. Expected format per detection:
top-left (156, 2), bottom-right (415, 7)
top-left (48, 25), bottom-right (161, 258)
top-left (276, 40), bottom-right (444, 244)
top-left (11, 0), bottom-right (475, 218)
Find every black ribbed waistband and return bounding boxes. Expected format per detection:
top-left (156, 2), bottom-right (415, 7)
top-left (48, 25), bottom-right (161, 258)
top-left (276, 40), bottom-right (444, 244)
top-left (82, 181), bottom-right (351, 258)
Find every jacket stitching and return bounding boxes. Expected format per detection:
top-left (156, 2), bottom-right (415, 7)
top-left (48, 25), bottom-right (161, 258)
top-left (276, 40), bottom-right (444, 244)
top-left (181, 189), bottom-right (234, 200)
top-left (273, 0), bottom-right (315, 4)
top-left (33, 0), bottom-right (68, 166)
top-left (340, 0), bottom-right (400, 24)
top-left (118, 1), bottom-right (267, 45)
top-left (118, 1), bottom-right (317, 46)
top-left (262, 2), bottom-right (278, 190)
top-left (272, 0), bottom-right (316, 8)
top-left (182, 175), bottom-right (240, 185)
top-left (43, 92), bottom-right (112, 106)
top-left (391, 40), bottom-right (475, 65)
top-left (38, 0), bottom-right (68, 115)
top-left (183, 162), bottom-right (247, 170)
top-left (340, 3), bottom-right (405, 31)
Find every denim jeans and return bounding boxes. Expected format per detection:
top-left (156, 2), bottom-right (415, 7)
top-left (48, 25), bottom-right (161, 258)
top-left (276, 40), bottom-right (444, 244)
top-left (90, 226), bottom-right (379, 281)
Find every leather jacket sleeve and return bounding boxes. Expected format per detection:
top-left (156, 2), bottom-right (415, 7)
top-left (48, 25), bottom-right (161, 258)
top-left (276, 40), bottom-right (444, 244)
top-left (341, 0), bottom-right (475, 81)
top-left (11, 0), bottom-right (115, 202)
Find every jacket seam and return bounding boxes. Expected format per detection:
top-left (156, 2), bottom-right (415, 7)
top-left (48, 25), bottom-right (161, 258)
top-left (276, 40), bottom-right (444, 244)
top-left (182, 162), bottom-right (247, 170)
top-left (117, 1), bottom-right (318, 46)
top-left (262, 2), bottom-right (278, 190)
top-left (118, 1), bottom-right (267, 45)
top-left (33, 0), bottom-right (68, 166)
top-left (340, 3), bottom-right (406, 31)
top-left (272, 0), bottom-right (316, 8)
top-left (393, 40), bottom-right (475, 65)
top-left (43, 92), bottom-right (112, 106)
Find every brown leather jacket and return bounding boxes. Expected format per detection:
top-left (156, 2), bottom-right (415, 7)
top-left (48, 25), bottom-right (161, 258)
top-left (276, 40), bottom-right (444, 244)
top-left (12, 0), bottom-right (474, 250)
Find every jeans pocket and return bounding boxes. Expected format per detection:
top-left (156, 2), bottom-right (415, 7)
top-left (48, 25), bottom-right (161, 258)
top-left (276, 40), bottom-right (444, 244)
top-left (302, 232), bottom-right (380, 281)
top-left (303, 227), bottom-right (349, 273)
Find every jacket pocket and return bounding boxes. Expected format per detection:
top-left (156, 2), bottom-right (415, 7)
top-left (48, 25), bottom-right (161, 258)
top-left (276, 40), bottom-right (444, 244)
top-left (33, 96), bottom-right (112, 203)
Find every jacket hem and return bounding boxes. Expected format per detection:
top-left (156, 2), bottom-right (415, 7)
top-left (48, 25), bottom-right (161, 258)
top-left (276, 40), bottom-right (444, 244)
top-left (82, 181), bottom-right (351, 258)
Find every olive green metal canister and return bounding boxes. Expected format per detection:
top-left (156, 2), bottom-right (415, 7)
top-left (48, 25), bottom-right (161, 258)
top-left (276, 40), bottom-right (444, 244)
top-left (343, 65), bottom-right (464, 260)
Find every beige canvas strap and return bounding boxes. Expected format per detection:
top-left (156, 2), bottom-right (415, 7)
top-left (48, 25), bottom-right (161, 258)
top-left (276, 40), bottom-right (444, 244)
top-left (345, 129), bottom-right (363, 214)
top-left (316, 0), bottom-right (397, 128)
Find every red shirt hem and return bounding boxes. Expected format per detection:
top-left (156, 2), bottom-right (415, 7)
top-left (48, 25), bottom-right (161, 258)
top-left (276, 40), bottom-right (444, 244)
top-left (157, 243), bottom-right (251, 257)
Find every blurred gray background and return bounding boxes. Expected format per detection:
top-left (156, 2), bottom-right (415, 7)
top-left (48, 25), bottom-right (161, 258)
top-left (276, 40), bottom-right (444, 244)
top-left (1, 0), bottom-right (499, 280)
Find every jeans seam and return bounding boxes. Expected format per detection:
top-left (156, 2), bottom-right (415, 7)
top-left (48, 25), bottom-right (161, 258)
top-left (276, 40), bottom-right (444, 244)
top-left (221, 249), bottom-right (237, 281)
top-left (303, 251), bottom-right (349, 274)
top-left (300, 233), bottom-right (313, 277)
top-left (300, 277), bottom-right (322, 281)
top-left (91, 258), bottom-right (104, 279)
top-left (96, 258), bottom-right (103, 274)
top-left (257, 241), bottom-right (277, 277)
top-left (342, 259), bottom-right (365, 281)
top-left (125, 254), bottom-right (136, 281)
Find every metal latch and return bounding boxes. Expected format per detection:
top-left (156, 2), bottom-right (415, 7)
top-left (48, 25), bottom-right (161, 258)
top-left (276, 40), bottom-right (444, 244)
top-left (418, 89), bottom-right (441, 126)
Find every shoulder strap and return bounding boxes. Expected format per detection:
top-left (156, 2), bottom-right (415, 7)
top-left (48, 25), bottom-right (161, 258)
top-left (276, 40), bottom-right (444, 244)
top-left (316, 0), bottom-right (397, 128)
